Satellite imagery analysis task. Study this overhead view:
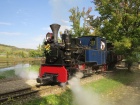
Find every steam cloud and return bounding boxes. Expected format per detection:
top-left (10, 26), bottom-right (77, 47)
top-left (68, 72), bottom-right (109, 105)
top-left (14, 64), bottom-right (38, 80)
top-left (49, 0), bottom-right (82, 24)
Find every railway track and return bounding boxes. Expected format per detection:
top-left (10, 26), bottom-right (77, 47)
top-left (0, 87), bottom-right (39, 104)
top-left (0, 73), bottom-right (109, 104)
top-left (0, 84), bottom-right (63, 105)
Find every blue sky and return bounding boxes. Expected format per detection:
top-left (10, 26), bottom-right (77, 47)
top-left (0, 0), bottom-right (99, 49)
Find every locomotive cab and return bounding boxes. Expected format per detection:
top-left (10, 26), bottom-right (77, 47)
top-left (78, 36), bottom-right (107, 64)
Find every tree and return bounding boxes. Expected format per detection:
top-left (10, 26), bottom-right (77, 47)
top-left (29, 50), bottom-right (39, 57)
top-left (37, 44), bottom-right (44, 57)
top-left (69, 7), bottom-right (92, 37)
top-left (91, 0), bottom-right (140, 71)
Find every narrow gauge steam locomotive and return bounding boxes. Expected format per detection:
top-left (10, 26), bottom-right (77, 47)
top-left (36, 24), bottom-right (117, 85)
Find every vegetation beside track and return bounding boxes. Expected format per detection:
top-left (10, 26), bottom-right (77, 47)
top-left (0, 70), bottom-right (15, 79)
top-left (19, 70), bottom-right (139, 105)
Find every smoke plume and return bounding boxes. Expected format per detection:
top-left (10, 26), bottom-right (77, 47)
top-left (14, 64), bottom-right (38, 80)
top-left (68, 72), bottom-right (109, 105)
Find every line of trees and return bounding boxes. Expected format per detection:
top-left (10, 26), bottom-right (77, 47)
top-left (90, 0), bottom-right (140, 71)
top-left (36, 0), bottom-right (139, 71)
top-left (67, 0), bottom-right (140, 71)
top-left (0, 45), bottom-right (43, 58)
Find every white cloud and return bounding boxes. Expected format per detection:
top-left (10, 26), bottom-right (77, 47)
top-left (48, 0), bottom-right (74, 24)
top-left (61, 19), bottom-right (70, 24)
top-left (49, 0), bottom-right (80, 5)
top-left (0, 32), bottom-right (22, 36)
top-left (0, 22), bottom-right (12, 26)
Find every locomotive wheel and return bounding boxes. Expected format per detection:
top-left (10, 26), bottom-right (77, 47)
top-left (68, 73), bottom-right (72, 80)
top-left (92, 64), bottom-right (99, 73)
top-left (67, 68), bottom-right (78, 80)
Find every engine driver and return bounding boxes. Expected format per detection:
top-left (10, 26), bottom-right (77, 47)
top-left (44, 32), bottom-right (54, 45)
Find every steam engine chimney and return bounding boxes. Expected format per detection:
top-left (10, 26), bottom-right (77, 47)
top-left (50, 24), bottom-right (60, 43)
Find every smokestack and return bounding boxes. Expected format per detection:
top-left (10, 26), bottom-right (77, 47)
top-left (50, 24), bottom-right (60, 43)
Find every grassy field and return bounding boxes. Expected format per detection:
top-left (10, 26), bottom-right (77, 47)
top-left (18, 70), bottom-right (139, 105)
top-left (0, 44), bottom-right (33, 58)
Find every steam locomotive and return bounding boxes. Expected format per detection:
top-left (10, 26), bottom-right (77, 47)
top-left (36, 24), bottom-right (119, 85)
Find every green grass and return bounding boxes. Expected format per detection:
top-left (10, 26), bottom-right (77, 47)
top-left (84, 70), bottom-right (135, 93)
top-left (0, 69), bottom-right (16, 79)
top-left (23, 78), bottom-right (121, 105)
top-left (19, 71), bottom-right (136, 105)
top-left (23, 90), bottom-right (73, 105)
top-left (111, 70), bottom-right (135, 85)
top-left (85, 78), bottom-right (122, 93)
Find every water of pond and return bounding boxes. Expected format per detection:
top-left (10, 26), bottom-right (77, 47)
top-left (0, 60), bottom-right (41, 71)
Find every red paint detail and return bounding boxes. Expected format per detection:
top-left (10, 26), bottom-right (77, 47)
top-left (105, 64), bottom-right (108, 71)
top-left (78, 64), bottom-right (86, 70)
top-left (102, 64), bottom-right (107, 71)
top-left (39, 66), bottom-right (67, 82)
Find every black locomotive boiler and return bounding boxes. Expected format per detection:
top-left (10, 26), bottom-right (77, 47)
top-left (36, 23), bottom-right (119, 85)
